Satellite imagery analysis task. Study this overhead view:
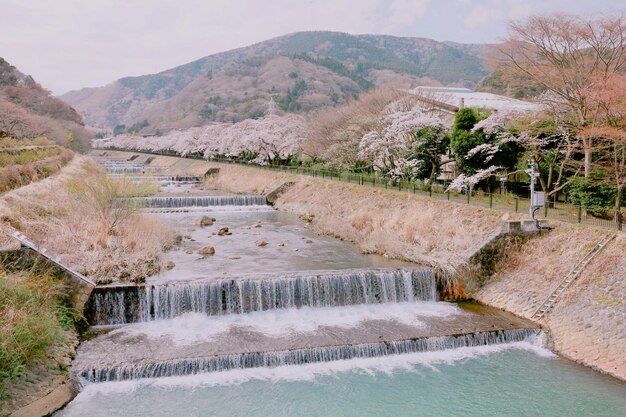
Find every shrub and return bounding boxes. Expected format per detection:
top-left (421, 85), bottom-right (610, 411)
top-left (567, 178), bottom-right (621, 218)
top-left (0, 266), bottom-right (77, 399)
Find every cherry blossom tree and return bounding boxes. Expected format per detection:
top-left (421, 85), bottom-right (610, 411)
top-left (358, 105), bottom-right (449, 182)
top-left (94, 115), bottom-right (307, 165)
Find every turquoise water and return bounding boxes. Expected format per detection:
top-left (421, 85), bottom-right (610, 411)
top-left (59, 343), bottom-right (626, 417)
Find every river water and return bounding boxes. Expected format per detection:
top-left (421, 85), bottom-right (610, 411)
top-left (59, 343), bottom-right (626, 417)
top-left (58, 157), bottom-right (626, 416)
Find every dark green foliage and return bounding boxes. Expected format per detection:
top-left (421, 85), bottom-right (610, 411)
top-left (127, 119), bottom-right (149, 134)
top-left (199, 106), bottom-right (214, 120)
top-left (288, 71), bottom-right (299, 79)
top-left (0, 58), bottom-right (18, 86)
top-left (450, 107), bottom-right (521, 177)
top-left (248, 109), bottom-right (265, 119)
top-left (567, 178), bottom-right (622, 218)
top-left (113, 124), bottom-right (126, 136)
top-left (452, 108), bottom-right (481, 132)
top-left (276, 79), bottom-right (308, 111)
top-left (412, 126), bottom-right (450, 182)
top-left (293, 53), bottom-right (374, 91)
top-left (208, 95), bottom-right (222, 105)
top-left (450, 109), bottom-right (484, 173)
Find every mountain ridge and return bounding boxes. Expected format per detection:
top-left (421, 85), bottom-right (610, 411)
top-left (0, 57), bottom-right (91, 148)
top-left (62, 31), bottom-right (491, 130)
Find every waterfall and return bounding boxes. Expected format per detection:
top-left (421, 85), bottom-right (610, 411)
top-left (105, 166), bottom-right (145, 174)
top-left (117, 195), bottom-right (268, 208)
top-left (86, 268), bottom-right (436, 325)
top-left (78, 329), bottom-right (540, 383)
top-left (106, 175), bottom-right (202, 183)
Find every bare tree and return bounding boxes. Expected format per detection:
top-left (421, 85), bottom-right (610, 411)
top-left (497, 13), bottom-right (626, 177)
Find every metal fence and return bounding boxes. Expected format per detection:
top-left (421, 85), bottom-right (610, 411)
top-left (99, 147), bottom-right (624, 232)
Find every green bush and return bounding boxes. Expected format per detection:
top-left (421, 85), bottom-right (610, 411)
top-left (567, 178), bottom-right (621, 218)
top-left (0, 268), bottom-right (77, 399)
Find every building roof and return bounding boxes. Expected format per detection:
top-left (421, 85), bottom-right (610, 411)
top-left (408, 87), bottom-right (542, 112)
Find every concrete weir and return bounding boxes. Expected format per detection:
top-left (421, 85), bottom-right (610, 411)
top-left (73, 304), bottom-right (539, 384)
top-left (84, 268), bottom-right (437, 325)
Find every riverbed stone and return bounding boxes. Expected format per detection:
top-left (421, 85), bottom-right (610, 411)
top-left (198, 246), bottom-right (216, 255)
top-left (256, 240), bottom-right (269, 247)
top-left (217, 227), bottom-right (229, 236)
top-left (163, 261), bottom-right (176, 270)
top-left (198, 216), bottom-right (216, 227)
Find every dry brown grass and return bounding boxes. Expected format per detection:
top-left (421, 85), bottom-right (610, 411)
top-left (476, 225), bottom-right (625, 380)
top-left (201, 164), bottom-right (296, 196)
top-left (0, 149), bottom-right (73, 193)
top-left (0, 156), bottom-right (176, 284)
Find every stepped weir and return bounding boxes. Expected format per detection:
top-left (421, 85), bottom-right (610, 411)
top-left (78, 329), bottom-right (539, 383)
top-left (85, 268), bottom-right (436, 325)
top-left (70, 151), bottom-right (543, 394)
top-left (118, 195), bottom-right (268, 208)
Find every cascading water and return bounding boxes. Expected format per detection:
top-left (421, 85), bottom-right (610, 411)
top-left (105, 166), bottom-right (145, 174)
top-left (118, 195), bottom-right (268, 208)
top-left (78, 329), bottom-right (539, 383)
top-left (86, 268), bottom-right (436, 325)
top-left (106, 175), bottom-right (202, 183)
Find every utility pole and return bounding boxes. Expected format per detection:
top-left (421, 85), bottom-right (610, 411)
top-left (526, 160), bottom-right (543, 220)
top-left (529, 160), bottom-right (536, 220)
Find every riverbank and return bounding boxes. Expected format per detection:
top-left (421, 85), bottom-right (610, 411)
top-left (0, 155), bottom-right (178, 415)
top-left (475, 226), bottom-right (625, 380)
top-left (196, 158), bottom-right (624, 381)
top-left (0, 155), bottom-right (177, 283)
top-left (0, 266), bottom-right (78, 416)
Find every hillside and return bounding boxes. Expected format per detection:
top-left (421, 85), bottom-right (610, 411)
top-left (62, 31), bottom-right (489, 130)
top-left (0, 58), bottom-right (91, 149)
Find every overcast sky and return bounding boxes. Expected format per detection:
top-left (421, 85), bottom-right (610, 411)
top-left (0, 0), bottom-right (622, 95)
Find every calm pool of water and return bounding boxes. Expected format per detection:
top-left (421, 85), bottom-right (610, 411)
top-left (58, 344), bottom-right (626, 417)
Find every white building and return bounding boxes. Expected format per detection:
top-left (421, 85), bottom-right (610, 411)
top-left (408, 86), bottom-right (542, 113)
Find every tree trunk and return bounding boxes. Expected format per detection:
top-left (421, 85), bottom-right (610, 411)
top-left (428, 161), bottom-right (437, 185)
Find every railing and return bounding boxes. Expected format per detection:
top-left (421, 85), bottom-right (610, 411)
top-left (96, 147), bottom-right (624, 232)
top-left (12, 231), bottom-right (96, 287)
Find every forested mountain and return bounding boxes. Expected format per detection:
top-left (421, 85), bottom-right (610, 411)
top-left (0, 57), bottom-right (90, 148)
top-left (62, 31), bottom-right (490, 131)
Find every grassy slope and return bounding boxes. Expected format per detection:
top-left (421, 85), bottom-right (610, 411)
top-left (0, 138), bottom-right (74, 193)
top-left (0, 266), bottom-right (78, 413)
top-left (475, 226), bottom-right (625, 380)
top-left (0, 155), bottom-right (176, 283)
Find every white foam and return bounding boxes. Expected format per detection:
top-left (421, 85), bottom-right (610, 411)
top-left (74, 337), bottom-right (555, 399)
top-left (110, 302), bottom-right (460, 345)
